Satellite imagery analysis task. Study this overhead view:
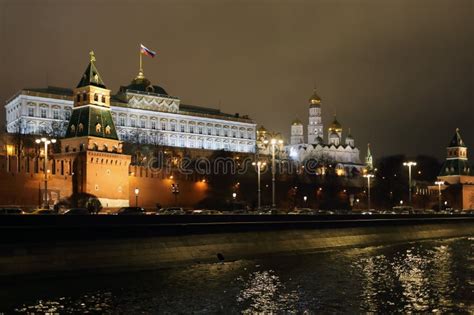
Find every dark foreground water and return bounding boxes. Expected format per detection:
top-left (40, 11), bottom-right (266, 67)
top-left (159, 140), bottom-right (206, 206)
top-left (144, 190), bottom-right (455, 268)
top-left (1, 237), bottom-right (473, 314)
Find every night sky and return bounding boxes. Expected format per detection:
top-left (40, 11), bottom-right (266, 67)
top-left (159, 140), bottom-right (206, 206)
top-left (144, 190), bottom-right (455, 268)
top-left (0, 0), bottom-right (472, 160)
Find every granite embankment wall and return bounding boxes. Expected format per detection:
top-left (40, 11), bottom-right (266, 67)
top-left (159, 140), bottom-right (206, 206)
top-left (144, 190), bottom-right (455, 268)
top-left (0, 215), bottom-right (472, 278)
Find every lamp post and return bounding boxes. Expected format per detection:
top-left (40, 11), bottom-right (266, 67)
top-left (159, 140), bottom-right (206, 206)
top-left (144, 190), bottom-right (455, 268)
top-left (363, 174), bottom-right (374, 210)
top-left (134, 187), bottom-right (140, 207)
top-left (267, 138), bottom-right (284, 208)
top-left (252, 161), bottom-right (266, 209)
top-left (403, 161), bottom-right (417, 205)
top-left (435, 181), bottom-right (444, 211)
top-left (35, 137), bottom-right (56, 208)
top-left (171, 183), bottom-right (180, 206)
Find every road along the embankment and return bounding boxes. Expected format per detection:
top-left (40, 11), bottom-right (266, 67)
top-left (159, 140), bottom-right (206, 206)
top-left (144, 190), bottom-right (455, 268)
top-left (0, 215), bottom-right (472, 278)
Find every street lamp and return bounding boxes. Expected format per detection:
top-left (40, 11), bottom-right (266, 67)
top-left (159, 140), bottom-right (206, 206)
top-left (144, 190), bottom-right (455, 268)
top-left (35, 137), bottom-right (56, 208)
top-left (403, 161), bottom-right (417, 205)
top-left (363, 174), bottom-right (374, 210)
top-left (171, 183), bottom-right (180, 206)
top-left (435, 181), bottom-right (444, 212)
top-left (252, 161), bottom-right (266, 209)
top-left (268, 138), bottom-right (284, 208)
top-left (134, 187), bottom-right (140, 207)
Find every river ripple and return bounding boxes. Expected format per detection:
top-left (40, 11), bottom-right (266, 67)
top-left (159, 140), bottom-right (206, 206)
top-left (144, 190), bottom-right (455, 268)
top-left (1, 237), bottom-right (472, 314)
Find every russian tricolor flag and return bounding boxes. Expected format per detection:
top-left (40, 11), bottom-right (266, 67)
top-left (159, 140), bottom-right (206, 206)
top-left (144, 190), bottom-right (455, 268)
top-left (140, 44), bottom-right (156, 58)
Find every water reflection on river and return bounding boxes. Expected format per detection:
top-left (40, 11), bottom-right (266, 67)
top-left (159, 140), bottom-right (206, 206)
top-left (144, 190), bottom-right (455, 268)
top-left (1, 237), bottom-right (472, 314)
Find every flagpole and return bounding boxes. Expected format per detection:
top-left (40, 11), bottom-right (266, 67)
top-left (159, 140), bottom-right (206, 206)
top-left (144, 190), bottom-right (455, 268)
top-left (139, 48), bottom-right (143, 72)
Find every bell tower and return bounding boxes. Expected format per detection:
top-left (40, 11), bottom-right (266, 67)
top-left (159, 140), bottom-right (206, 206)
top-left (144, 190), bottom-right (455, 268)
top-left (60, 51), bottom-right (131, 208)
top-left (307, 88), bottom-right (323, 144)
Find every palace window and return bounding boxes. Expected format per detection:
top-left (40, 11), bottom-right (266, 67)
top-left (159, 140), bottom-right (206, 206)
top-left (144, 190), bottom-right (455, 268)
top-left (102, 96), bottom-right (106, 103)
top-left (65, 110), bottom-right (71, 120)
top-left (151, 121), bottom-right (156, 129)
top-left (207, 128), bottom-right (212, 135)
top-left (181, 125), bottom-right (185, 132)
top-left (28, 107), bottom-right (35, 117)
top-left (189, 125), bottom-right (194, 133)
top-left (171, 122), bottom-right (176, 131)
top-left (161, 122), bottom-right (166, 130)
top-left (94, 94), bottom-right (99, 102)
top-left (119, 116), bottom-right (125, 126)
top-left (40, 108), bottom-right (47, 118)
top-left (53, 109), bottom-right (59, 119)
top-left (130, 118), bottom-right (136, 127)
top-left (140, 119), bottom-right (146, 128)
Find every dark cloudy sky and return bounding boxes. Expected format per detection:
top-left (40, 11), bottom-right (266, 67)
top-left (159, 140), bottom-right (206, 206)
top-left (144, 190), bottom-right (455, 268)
top-left (0, 0), bottom-right (472, 159)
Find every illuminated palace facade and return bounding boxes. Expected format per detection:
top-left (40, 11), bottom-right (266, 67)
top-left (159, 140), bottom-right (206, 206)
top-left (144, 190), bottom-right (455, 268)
top-left (286, 89), bottom-right (368, 176)
top-left (5, 59), bottom-right (256, 154)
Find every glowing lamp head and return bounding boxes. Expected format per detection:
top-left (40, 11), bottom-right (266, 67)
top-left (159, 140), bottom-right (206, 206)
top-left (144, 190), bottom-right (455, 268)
top-left (134, 188), bottom-right (139, 195)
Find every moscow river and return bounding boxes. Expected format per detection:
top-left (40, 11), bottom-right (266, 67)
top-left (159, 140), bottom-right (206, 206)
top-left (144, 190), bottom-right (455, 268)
top-left (1, 237), bottom-right (472, 314)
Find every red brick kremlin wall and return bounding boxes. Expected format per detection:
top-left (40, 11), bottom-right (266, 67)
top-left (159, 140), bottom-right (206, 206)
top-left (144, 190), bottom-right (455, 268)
top-left (128, 165), bottom-right (209, 209)
top-left (0, 155), bottom-right (208, 210)
top-left (0, 155), bottom-right (73, 208)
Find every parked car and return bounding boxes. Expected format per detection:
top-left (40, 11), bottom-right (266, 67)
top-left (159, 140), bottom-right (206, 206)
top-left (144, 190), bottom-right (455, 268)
top-left (116, 207), bottom-right (145, 215)
top-left (288, 208), bottom-right (314, 215)
top-left (0, 207), bottom-right (24, 215)
top-left (157, 207), bottom-right (186, 215)
top-left (393, 206), bottom-right (414, 214)
top-left (31, 209), bottom-right (57, 215)
top-left (64, 208), bottom-right (90, 215)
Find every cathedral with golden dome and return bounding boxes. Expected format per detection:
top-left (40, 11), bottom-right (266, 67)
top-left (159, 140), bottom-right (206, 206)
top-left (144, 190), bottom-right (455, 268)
top-left (286, 89), bottom-right (366, 176)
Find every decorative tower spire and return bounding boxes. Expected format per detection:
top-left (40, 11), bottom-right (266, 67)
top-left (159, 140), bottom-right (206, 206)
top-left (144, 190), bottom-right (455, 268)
top-left (76, 51), bottom-right (106, 89)
top-left (439, 128), bottom-right (471, 176)
top-left (365, 143), bottom-right (373, 172)
top-left (66, 51), bottom-right (118, 142)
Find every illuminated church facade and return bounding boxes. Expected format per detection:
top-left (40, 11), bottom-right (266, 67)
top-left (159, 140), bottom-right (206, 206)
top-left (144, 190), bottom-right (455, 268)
top-left (286, 89), bottom-right (366, 176)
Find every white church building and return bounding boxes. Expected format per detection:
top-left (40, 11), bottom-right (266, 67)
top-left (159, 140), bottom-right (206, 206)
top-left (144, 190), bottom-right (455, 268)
top-left (286, 89), bottom-right (367, 176)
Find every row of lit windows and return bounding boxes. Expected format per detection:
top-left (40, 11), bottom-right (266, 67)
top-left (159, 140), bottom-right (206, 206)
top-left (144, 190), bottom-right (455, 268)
top-left (447, 149), bottom-right (466, 157)
top-left (115, 117), bottom-right (254, 139)
top-left (76, 93), bottom-right (106, 104)
top-left (27, 107), bottom-right (70, 120)
top-left (119, 132), bottom-right (254, 152)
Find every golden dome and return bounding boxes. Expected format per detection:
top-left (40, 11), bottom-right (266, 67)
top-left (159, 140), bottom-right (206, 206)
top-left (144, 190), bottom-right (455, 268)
top-left (292, 118), bottom-right (303, 126)
top-left (309, 88), bottom-right (321, 106)
top-left (257, 125), bottom-right (267, 133)
top-left (328, 116), bottom-right (342, 131)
